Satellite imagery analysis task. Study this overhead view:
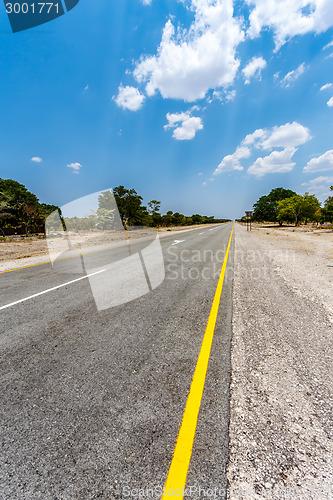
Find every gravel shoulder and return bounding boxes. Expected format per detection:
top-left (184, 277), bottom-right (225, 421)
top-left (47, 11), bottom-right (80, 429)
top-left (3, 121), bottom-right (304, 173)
top-left (228, 224), bottom-right (332, 499)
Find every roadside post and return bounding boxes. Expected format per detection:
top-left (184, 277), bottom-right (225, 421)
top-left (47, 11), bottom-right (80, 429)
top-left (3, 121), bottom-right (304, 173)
top-left (245, 211), bottom-right (253, 231)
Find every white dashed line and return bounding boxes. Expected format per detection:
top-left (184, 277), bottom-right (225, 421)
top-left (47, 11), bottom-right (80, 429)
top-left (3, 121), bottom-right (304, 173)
top-left (0, 270), bottom-right (106, 311)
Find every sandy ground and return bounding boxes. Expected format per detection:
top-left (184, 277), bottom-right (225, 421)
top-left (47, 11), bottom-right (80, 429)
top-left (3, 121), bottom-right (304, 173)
top-left (228, 223), bottom-right (333, 499)
top-left (0, 224), bottom-right (219, 273)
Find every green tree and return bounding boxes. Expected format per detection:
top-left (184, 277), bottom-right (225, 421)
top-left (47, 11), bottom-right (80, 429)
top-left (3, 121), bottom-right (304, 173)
top-left (253, 187), bottom-right (297, 225)
top-left (301, 193), bottom-right (321, 224)
top-left (148, 200), bottom-right (161, 216)
top-left (0, 192), bottom-right (13, 236)
top-left (321, 185), bottom-right (333, 223)
top-left (277, 193), bottom-right (321, 225)
top-left (0, 178), bottom-right (61, 234)
top-left (112, 186), bottom-right (145, 228)
top-left (172, 212), bottom-right (186, 226)
top-left (191, 214), bottom-right (203, 224)
top-left (161, 210), bottom-right (174, 226)
top-left (148, 200), bottom-right (161, 226)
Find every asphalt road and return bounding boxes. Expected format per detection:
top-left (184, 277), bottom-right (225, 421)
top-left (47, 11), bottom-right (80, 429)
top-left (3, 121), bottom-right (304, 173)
top-left (0, 223), bottom-right (234, 500)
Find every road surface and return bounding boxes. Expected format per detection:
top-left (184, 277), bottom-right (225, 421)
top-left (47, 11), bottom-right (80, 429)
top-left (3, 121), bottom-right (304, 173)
top-left (1, 223), bottom-right (234, 499)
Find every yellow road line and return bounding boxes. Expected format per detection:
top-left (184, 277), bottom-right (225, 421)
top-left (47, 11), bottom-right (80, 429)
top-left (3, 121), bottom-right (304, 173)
top-left (161, 226), bottom-right (234, 499)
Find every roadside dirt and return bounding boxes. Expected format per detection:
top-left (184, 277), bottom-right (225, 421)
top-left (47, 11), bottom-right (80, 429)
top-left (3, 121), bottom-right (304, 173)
top-left (228, 224), bottom-right (333, 499)
top-left (0, 224), bottom-right (220, 272)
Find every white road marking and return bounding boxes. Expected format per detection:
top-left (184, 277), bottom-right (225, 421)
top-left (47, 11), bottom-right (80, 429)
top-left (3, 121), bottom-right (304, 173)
top-left (171, 240), bottom-right (185, 246)
top-left (199, 232), bottom-right (204, 235)
top-left (0, 270), bottom-right (106, 312)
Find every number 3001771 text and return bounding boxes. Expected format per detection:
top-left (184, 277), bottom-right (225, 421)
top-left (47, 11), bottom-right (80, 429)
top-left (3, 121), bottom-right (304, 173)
top-left (5, 3), bottom-right (60, 15)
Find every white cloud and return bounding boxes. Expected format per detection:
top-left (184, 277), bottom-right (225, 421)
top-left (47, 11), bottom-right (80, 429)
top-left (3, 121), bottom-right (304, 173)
top-left (327, 97), bottom-right (333, 107)
top-left (323, 39), bottom-right (333, 50)
top-left (142, 0), bottom-right (152, 4)
top-left (31, 157), bottom-right (43, 163)
top-left (211, 89), bottom-right (236, 103)
top-left (304, 150), bottom-right (333, 173)
top-left (242, 56), bottom-right (267, 84)
top-left (214, 122), bottom-right (311, 177)
top-left (320, 83), bottom-right (332, 91)
top-left (280, 63), bottom-right (307, 87)
top-left (214, 146), bottom-right (251, 174)
top-left (260, 122), bottom-right (311, 149)
top-left (84, 84), bottom-right (89, 91)
top-left (248, 147), bottom-right (297, 177)
top-left (164, 111), bottom-right (203, 140)
top-left (133, 0), bottom-right (244, 102)
top-left (67, 162), bottom-right (83, 175)
top-left (246, 0), bottom-right (333, 50)
top-left (241, 128), bottom-right (267, 147)
top-left (114, 85), bottom-right (145, 111)
top-left (301, 175), bottom-right (333, 199)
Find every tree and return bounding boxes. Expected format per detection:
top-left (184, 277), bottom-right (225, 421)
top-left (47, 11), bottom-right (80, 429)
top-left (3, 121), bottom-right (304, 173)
top-left (0, 192), bottom-right (13, 236)
top-left (0, 178), bottom-right (61, 234)
top-left (321, 185), bottom-right (333, 223)
top-left (277, 195), bottom-right (303, 225)
top-left (96, 190), bottom-right (119, 230)
top-left (112, 186), bottom-right (145, 228)
top-left (161, 211), bottom-right (174, 226)
top-left (148, 200), bottom-right (161, 226)
top-left (0, 178), bottom-right (39, 206)
top-left (301, 193), bottom-right (321, 224)
top-left (148, 200), bottom-right (161, 216)
top-left (191, 214), bottom-right (203, 224)
top-left (172, 212), bottom-right (186, 226)
top-left (277, 193), bottom-right (321, 226)
top-left (253, 187), bottom-right (297, 225)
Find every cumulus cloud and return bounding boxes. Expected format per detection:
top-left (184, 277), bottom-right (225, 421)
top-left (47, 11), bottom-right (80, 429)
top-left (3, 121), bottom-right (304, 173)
top-left (242, 128), bottom-right (267, 147)
top-left (31, 157), bottom-right (43, 163)
top-left (260, 122), bottom-right (311, 149)
top-left (214, 146), bottom-right (251, 174)
top-left (133, 0), bottom-right (244, 102)
top-left (142, 0), bottom-right (152, 4)
top-left (164, 111), bottom-right (203, 140)
top-left (114, 85), bottom-right (145, 111)
top-left (242, 56), bottom-right (267, 84)
top-left (327, 97), bottom-right (333, 107)
top-left (320, 83), bottom-right (332, 91)
top-left (67, 162), bottom-right (82, 175)
top-left (304, 150), bottom-right (333, 173)
top-left (280, 63), bottom-right (307, 87)
top-left (301, 175), bottom-right (333, 199)
top-left (214, 121), bottom-right (311, 177)
top-left (248, 147), bottom-right (297, 177)
top-left (241, 122), bottom-right (311, 150)
top-left (245, 0), bottom-right (333, 50)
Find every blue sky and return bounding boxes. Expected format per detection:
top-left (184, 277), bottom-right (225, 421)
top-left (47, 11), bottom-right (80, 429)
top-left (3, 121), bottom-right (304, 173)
top-left (0, 0), bottom-right (332, 219)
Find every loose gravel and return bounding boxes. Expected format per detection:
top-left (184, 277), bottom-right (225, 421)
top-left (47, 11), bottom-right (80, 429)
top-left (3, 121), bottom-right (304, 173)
top-left (228, 224), bottom-right (332, 499)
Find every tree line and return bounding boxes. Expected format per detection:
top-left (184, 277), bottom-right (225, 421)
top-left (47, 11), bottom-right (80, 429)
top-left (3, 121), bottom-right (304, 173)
top-left (0, 180), bottom-right (230, 236)
top-left (0, 179), bottom-right (58, 236)
top-left (247, 186), bottom-right (333, 226)
top-left (64, 186), bottom-right (230, 231)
